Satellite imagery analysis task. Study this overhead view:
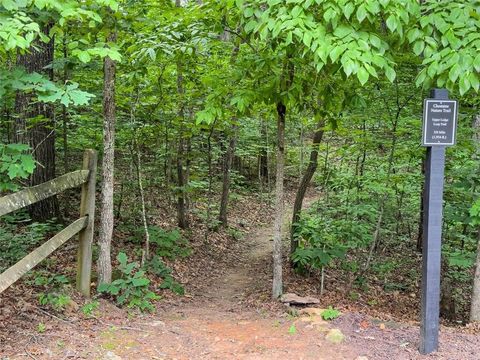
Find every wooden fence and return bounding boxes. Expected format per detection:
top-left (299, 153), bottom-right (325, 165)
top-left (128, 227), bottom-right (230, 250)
top-left (0, 149), bottom-right (97, 297)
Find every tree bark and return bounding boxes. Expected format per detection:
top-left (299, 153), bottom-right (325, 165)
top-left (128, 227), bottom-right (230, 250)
top-left (290, 119), bottom-right (325, 255)
top-left (218, 124), bottom-right (238, 226)
top-left (174, 0), bottom-right (189, 229)
top-left (259, 120), bottom-right (269, 184)
top-left (471, 231), bottom-right (480, 322)
top-left (272, 102), bottom-right (286, 299)
top-left (62, 31), bottom-right (70, 174)
top-left (15, 23), bottom-right (58, 221)
top-left (470, 114), bottom-right (480, 322)
top-left (97, 29), bottom-right (117, 286)
top-left (176, 59), bottom-right (188, 229)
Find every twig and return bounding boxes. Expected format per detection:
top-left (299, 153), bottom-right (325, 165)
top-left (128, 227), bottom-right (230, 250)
top-left (93, 317), bottom-right (150, 333)
top-left (33, 307), bottom-right (73, 324)
top-left (24, 348), bottom-right (38, 360)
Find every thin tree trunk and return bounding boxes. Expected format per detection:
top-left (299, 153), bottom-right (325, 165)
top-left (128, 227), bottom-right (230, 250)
top-left (217, 33), bottom-right (240, 226)
top-left (470, 115), bottom-right (480, 322)
top-left (175, 0), bottom-right (188, 228)
top-left (135, 142), bottom-right (150, 264)
top-left (97, 28), bottom-right (117, 286)
top-left (15, 23), bottom-right (58, 221)
top-left (176, 60), bottom-right (188, 229)
top-left (219, 123), bottom-right (238, 226)
top-left (290, 119), bottom-right (325, 255)
top-left (62, 30), bottom-right (70, 174)
top-left (204, 123), bottom-right (216, 238)
top-left (260, 119), bottom-right (269, 185)
top-left (363, 108), bottom-right (400, 272)
top-left (272, 102), bottom-right (286, 299)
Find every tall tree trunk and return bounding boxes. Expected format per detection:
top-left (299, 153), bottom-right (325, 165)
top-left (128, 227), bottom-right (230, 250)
top-left (259, 119), bottom-right (269, 185)
top-left (290, 119), bottom-right (325, 255)
top-left (272, 102), bottom-right (286, 299)
top-left (470, 114), bottom-right (480, 322)
top-left (97, 28), bottom-right (117, 286)
top-left (62, 31), bottom-right (70, 174)
top-left (15, 23), bottom-right (58, 221)
top-left (217, 29), bottom-right (240, 226)
top-left (218, 124), bottom-right (238, 226)
top-left (176, 60), bottom-right (188, 229)
top-left (175, 0), bottom-right (188, 228)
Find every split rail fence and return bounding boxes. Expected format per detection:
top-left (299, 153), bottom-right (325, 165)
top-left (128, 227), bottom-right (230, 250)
top-left (0, 149), bottom-right (97, 297)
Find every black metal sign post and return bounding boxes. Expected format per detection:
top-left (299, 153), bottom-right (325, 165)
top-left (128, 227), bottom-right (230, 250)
top-left (420, 89), bottom-right (458, 354)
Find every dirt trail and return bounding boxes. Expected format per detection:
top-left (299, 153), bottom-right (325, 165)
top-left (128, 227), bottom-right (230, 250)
top-left (203, 196), bottom-right (317, 308)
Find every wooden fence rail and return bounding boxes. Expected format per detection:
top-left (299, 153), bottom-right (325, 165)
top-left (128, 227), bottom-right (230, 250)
top-left (0, 149), bottom-right (97, 297)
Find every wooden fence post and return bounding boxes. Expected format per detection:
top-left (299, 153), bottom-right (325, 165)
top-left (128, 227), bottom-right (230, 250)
top-left (76, 149), bottom-right (97, 297)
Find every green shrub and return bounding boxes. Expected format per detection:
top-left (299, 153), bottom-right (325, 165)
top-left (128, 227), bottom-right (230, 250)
top-left (322, 306), bottom-right (341, 321)
top-left (33, 273), bottom-right (72, 311)
top-left (0, 143), bottom-right (35, 192)
top-left (145, 255), bottom-right (184, 295)
top-left (128, 226), bottom-right (191, 260)
top-left (98, 252), bottom-right (159, 312)
top-left (0, 218), bottom-right (62, 272)
top-left (81, 300), bottom-right (100, 317)
top-left (291, 212), bottom-right (347, 272)
top-left (149, 227), bottom-right (191, 259)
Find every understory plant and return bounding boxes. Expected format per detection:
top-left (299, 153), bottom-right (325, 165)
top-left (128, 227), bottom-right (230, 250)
top-left (291, 210), bottom-right (348, 273)
top-left (0, 218), bottom-right (62, 272)
top-left (34, 273), bottom-right (72, 311)
top-left (145, 255), bottom-right (185, 295)
top-left (98, 252), bottom-right (159, 312)
top-left (0, 143), bottom-right (35, 192)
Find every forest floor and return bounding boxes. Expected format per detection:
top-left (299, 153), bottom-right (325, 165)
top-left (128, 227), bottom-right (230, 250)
top-left (1, 191), bottom-right (480, 360)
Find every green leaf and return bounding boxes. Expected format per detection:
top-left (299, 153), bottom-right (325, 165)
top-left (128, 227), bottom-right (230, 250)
top-left (303, 32), bottom-right (312, 48)
top-left (469, 73), bottom-right (479, 92)
top-left (448, 63), bottom-right (461, 83)
top-left (356, 4), bottom-right (367, 23)
top-left (343, 3), bottom-right (355, 19)
top-left (117, 252), bottom-right (128, 267)
top-left (474, 54), bottom-right (480, 72)
top-left (459, 74), bottom-right (470, 95)
top-left (386, 15), bottom-right (397, 32)
top-left (385, 67), bottom-right (396, 83)
top-left (357, 67), bottom-right (369, 85)
top-left (244, 7), bottom-right (254, 18)
top-left (413, 41), bottom-right (425, 56)
top-left (244, 20), bottom-right (257, 33)
top-left (78, 51), bottom-right (91, 63)
top-left (132, 278), bottom-right (150, 287)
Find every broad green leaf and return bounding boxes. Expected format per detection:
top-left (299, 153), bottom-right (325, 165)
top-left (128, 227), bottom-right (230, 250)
top-left (357, 67), bottom-right (369, 85)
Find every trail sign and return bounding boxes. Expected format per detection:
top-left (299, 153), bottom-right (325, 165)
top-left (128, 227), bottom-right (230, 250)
top-left (419, 89), bottom-right (457, 355)
top-left (422, 99), bottom-right (458, 146)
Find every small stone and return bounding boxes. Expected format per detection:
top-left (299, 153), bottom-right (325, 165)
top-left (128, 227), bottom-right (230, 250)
top-left (104, 351), bottom-right (122, 360)
top-left (299, 308), bottom-right (326, 317)
top-left (280, 293), bottom-right (320, 305)
top-left (66, 299), bottom-right (79, 312)
top-left (148, 320), bottom-right (165, 327)
top-left (325, 329), bottom-right (345, 344)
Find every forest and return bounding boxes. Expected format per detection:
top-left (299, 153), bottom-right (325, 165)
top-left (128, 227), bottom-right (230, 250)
top-left (1, 1), bottom-right (480, 359)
